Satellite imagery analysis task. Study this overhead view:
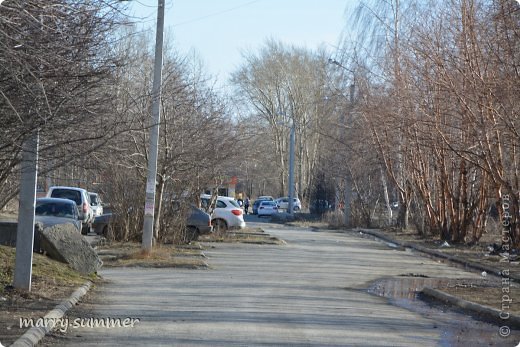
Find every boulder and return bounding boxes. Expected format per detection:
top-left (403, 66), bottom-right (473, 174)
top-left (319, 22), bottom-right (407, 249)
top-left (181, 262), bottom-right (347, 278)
top-left (40, 223), bottom-right (102, 274)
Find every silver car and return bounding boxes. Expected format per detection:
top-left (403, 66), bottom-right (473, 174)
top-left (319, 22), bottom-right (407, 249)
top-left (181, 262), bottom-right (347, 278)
top-left (35, 198), bottom-right (83, 232)
top-left (47, 186), bottom-right (94, 234)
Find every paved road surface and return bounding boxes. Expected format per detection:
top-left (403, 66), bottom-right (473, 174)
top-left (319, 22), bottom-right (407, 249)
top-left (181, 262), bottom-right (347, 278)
top-left (48, 221), bottom-right (518, 346)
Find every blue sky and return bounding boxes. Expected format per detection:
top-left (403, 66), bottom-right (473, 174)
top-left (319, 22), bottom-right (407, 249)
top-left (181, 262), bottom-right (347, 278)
top-left (127, 0), bottom-right (356, 90)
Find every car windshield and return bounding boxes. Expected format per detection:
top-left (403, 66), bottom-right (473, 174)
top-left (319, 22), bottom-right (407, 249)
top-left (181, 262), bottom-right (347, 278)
top-left (262, 201), bottom-right (276, 206)
top-left (259, 196), bottom-right (274, 201)
top-left (51, 189), bottom-right (81, 205)
top-left (36, 201), bottom-right (75, 219)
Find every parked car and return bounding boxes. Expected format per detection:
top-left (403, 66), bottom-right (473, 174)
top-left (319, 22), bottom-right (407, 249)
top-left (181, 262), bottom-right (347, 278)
top-left (275, 197), bottom-right (302, 212)
top-left (257, 200), bottom-right (279, 217)
top-left (89, 192), bottom-right (103, 217)
top-left (34, 198), bottom-right (83, 232)
top-left (93, 212), bottom-right (113, 236)
top-left (185, 205), bottom-right (213, 240)
top-left (200, 194), bottom-right (246, 231)
top-left (47, 186), bottom-right (94, 234)
top-left (93, 204), bottom-right (213, 240)
top-left (252, 196), bottom-right (275, 215)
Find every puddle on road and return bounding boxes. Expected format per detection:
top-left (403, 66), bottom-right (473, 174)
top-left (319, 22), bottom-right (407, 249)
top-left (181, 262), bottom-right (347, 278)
top-left (365, 276), bottom-right (520, 346)
top-left (367, 276), bottom-right (490, 301)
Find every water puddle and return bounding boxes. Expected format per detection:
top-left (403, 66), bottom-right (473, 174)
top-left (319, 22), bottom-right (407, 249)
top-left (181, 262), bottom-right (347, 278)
top-left (366, 276), bottom-right (520, 346)
top-left (367, 276), bottom-right (485, 301)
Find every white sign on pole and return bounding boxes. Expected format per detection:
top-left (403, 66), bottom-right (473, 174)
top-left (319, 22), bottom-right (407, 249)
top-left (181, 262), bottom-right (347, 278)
top-left (144, 201), bottom-right (154, 216)
top-left (146, 181), bottom-right (155, 194)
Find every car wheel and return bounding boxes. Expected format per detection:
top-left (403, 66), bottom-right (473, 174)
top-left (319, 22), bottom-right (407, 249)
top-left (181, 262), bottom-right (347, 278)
top-left (212, 219), bottom-right (227, 233)
top-left (293, 206), bottom-right (300, 212)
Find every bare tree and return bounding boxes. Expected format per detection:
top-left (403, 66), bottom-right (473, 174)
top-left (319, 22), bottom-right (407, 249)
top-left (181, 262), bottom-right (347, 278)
top-left (337, 0), bottom-right (519, 246)
top-left (0, 0), bottom-right (127, 207)
top-left (231, 40), bottom-right (330, 204)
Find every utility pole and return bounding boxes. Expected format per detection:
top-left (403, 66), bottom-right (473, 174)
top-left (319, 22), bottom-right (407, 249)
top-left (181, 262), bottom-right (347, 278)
top-left (14, 12), bottom-right (44, 291)
top-left (13, 132), bottom-right (39, 291)
top-left (328, 58), bottom-right (353, 226)
top-left (142, 0), bottom-right (165, 253)
top-left (343, 83), bottom-right (355, 227)
top-left (288, 123), bottom-right (295, 215)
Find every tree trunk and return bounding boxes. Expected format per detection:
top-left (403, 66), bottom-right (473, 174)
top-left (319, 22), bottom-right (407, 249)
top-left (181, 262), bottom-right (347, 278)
top-left (380, 166), bottom-right (392, 226)
top-left (154, 175), bottom-right (165, 241)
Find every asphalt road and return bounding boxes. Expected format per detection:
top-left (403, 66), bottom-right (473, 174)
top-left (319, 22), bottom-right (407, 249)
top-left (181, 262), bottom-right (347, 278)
top-left (48, 218), bottom-right (518, 346)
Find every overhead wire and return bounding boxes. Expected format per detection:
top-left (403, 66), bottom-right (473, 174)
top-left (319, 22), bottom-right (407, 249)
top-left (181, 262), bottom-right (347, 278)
top-left (173, 0), bottom-right (263, 27)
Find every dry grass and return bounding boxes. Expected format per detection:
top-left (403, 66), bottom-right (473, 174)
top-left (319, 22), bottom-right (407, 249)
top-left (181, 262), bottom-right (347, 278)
top-left (97, 242), bottom-right (208, 268)
top-left (442, 285), bottom-right (520, 315)
top-left (199, 228), bottom-right (285, 245)
top-left (0, 245), bottom-right (93, 298)
top-left (371, 228), bottom-right (520, 278)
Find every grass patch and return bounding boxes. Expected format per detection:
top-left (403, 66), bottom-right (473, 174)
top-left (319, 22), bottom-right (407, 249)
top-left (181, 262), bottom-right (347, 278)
top-left (0, 245), bottom-right (92, 298)
top-left (441, 285), bottom-right (520, 316)
top-left (199, 227), bottom-right (285, 245)
top-left (98, 242), bottom-right (208, 268)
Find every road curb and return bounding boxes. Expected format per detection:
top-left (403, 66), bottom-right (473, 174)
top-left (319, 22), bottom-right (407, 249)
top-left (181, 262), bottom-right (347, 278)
top-left (356, 228), bottom-right (520, 281)
top-left (421, 286), bottom-right (520, 329)
top-left (11, 281), bottom-right (92, 347)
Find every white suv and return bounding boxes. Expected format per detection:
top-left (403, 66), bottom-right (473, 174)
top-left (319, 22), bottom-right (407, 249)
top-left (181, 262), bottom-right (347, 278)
top-left (200, 194), bottom-right (246, 232)
top-left (47, 186), bottom-right (94, 234)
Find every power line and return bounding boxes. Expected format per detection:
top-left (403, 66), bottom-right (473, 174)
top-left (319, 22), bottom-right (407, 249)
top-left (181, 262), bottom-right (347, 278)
top-left (173, 0), bottom-right (263, 27)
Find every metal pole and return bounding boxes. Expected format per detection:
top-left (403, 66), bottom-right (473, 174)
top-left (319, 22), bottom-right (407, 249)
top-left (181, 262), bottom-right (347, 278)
top-left (288, 123), bottom-right (295, 215)
top-left (142, 0), bottom-right (165, 253)
top-left (343, 83), bottom-right (355, 226)
top-left (13, 131), bottom-right (39, 291)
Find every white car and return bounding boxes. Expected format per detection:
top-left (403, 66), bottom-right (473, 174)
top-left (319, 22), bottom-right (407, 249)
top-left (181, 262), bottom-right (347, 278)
top-left (275, 197), bottom-right (302, 211)
top-left (200, 194), bottom-right (246, 231)
top-left (258, 200), bottom-right (279, 217)
top-left (47, 186), bottom-right (94, 234)
top-left (89, 192), bottom-right (103, 217)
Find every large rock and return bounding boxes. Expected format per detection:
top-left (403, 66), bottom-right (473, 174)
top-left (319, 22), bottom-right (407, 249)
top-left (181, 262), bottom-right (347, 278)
top-left (40, 223), bottom-right (102, 274)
